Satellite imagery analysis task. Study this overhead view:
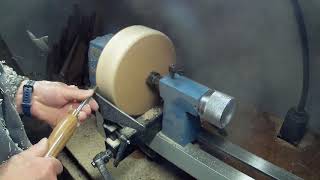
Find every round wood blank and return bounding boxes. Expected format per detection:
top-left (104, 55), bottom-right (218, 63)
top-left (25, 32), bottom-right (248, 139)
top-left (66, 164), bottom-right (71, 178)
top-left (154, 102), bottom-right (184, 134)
top-left (96, 25), bottom-right (176, 115)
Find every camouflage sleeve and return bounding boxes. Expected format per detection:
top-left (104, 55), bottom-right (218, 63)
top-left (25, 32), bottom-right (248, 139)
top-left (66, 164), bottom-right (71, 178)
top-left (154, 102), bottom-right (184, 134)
top-left (0, 63), bottom-right (28, 102)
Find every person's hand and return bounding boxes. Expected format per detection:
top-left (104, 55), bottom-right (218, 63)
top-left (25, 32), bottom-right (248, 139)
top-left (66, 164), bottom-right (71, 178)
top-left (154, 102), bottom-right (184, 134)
top-left (0, 138), bottom-right (63, 180)
top-left (16, 80), bottom-right (99, 127)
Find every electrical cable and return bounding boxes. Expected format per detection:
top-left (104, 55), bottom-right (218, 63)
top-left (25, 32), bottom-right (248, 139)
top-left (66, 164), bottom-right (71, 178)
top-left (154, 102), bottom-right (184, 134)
top-left (278, 0), bottom-right (310, 145)
top-left (290, 0), bottom-right (310, 112)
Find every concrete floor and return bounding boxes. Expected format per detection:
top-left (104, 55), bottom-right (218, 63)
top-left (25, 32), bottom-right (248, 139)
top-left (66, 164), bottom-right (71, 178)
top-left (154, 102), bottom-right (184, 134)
top-left (220, 106), bottom-right (320, 180)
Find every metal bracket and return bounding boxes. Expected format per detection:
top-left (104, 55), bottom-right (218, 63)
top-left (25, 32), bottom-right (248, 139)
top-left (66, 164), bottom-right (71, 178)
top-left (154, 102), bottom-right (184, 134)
top-left (92, 150), bottom-right (114, 180)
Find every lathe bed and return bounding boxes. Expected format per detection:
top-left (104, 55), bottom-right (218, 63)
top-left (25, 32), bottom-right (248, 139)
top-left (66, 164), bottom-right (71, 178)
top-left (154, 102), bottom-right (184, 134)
top-left (62, 100), bottom-right (320, 180)
top-left (90, 93), bottom-right (318, 180)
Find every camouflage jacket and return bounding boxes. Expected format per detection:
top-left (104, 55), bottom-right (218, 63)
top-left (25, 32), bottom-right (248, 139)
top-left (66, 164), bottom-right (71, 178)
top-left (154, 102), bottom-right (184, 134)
top-left (0, 63), bottom-right (31, 163)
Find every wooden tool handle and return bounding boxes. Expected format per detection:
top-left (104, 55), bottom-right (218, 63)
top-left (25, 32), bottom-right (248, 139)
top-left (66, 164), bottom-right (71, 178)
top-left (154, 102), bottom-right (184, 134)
top-left (45, 114), bottom-right (78, 157)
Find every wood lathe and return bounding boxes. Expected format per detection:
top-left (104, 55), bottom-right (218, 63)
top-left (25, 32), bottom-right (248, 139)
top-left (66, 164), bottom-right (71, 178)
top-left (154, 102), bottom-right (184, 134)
top-left (89, 25), bottom-right (303, 180)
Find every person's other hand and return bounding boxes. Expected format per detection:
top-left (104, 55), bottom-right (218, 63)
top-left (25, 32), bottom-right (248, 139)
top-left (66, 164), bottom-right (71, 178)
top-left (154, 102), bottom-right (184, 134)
top-left (0, 138), bottom-right (63, 180)
top-left (16, 80), bottom-right (99, 127)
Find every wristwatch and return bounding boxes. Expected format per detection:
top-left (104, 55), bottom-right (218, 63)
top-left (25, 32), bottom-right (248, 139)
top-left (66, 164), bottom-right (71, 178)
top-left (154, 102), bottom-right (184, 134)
top-left (22, 80), bottom-right (35, 117)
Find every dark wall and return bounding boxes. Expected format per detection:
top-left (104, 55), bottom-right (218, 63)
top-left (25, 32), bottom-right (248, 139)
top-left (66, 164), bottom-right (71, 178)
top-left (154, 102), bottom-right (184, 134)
top-left (0, 0), bottom-right (319, 134)
top-left (0, 0), bottom-right (98, 76)
top-left (101, 0), bottom-right (320, 134)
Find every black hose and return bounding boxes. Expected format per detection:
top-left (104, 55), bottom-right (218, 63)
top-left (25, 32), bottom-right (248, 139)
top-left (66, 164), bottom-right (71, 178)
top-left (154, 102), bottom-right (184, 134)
top-left (290, 0), bottom-right (310, 112)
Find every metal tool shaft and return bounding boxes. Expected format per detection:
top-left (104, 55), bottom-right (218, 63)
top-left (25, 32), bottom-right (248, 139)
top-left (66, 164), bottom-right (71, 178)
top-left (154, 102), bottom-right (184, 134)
top-left (72, 97), bottom-right (91, 116)
top-left (73, 86), bottom-right (97, 116)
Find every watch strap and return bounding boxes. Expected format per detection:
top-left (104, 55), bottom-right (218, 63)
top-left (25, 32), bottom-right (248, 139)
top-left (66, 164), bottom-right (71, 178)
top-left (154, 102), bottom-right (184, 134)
top-left (22, 80), bottom-right (35, 117)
